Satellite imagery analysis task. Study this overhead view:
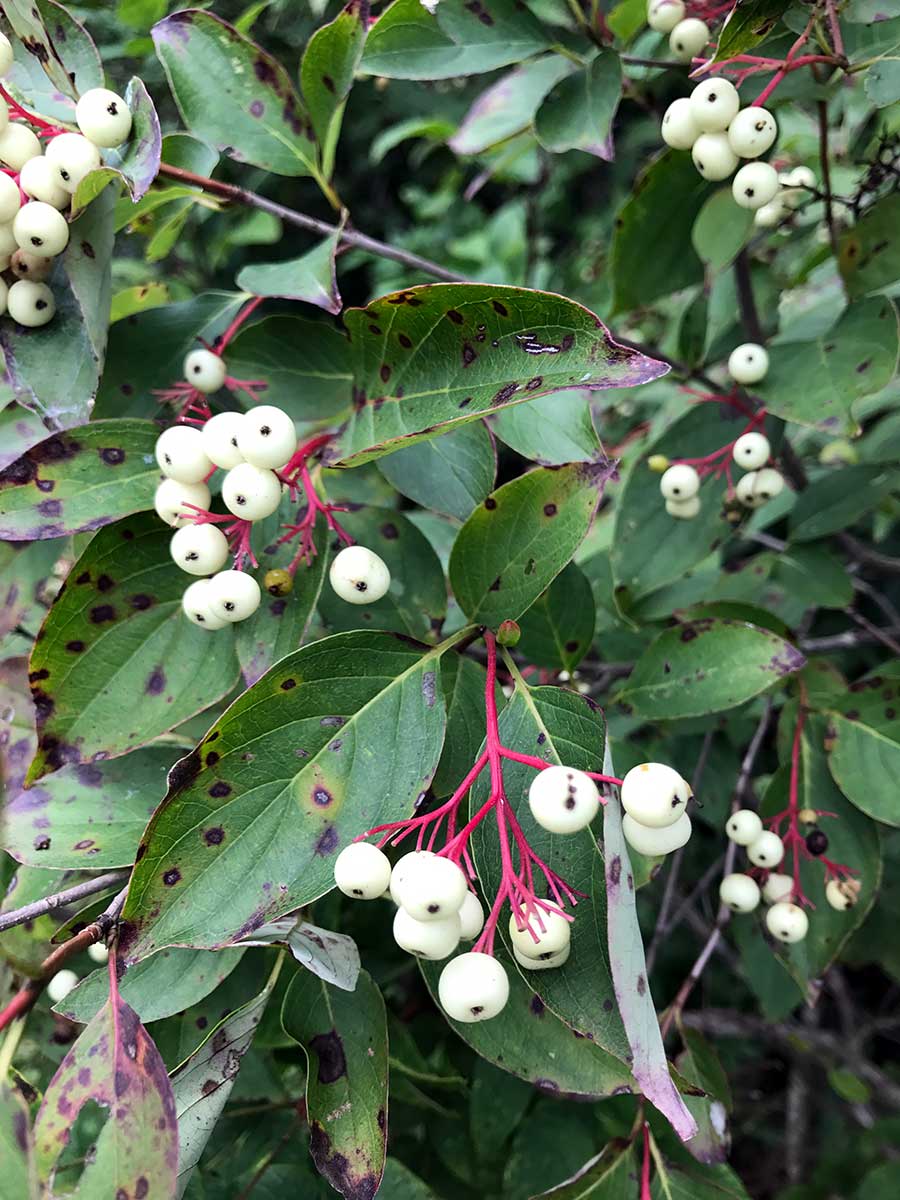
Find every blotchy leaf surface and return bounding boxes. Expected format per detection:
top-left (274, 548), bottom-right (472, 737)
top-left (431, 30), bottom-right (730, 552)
top-left (25, 513), bottom-right (240, 783)
top-left (326, 284), bottom-right (667, 465)
top-left (0, 1083), bottom-right (38, 1200)
top-left (2, 0), bottom-right (101, 109)
top-left (120, 631), bottom-right (451, 961)
top-left (71, 77), bottom-right (163, 212)
top-left (282, 969), bottom-right (389, 1199)
top-left (240, 918), bottom-right (361, 991)
top-left (301, 0), bottom-right (369, 155)
top-left (0, 420), bottom-right (159, 542)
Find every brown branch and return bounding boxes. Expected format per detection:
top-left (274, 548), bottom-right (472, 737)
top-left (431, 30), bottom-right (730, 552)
top-left (0, 870), bottom-right (128, 934)
top-left (734, 250), bottom-right (764, 343)
top-left (818, 100), bottom-right (840, 258)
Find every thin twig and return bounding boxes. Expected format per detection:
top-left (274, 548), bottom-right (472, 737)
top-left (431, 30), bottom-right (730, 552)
top-left (848, 609), bottom-right (900, 658)
top-left (818, 100), bottom-right (840, 257)
top-left (800, 626), bottom-right (900, 653)
top-left (0, 870), bottom-right (128, 934)
top-left (734, 250), bottom-right (764, 343)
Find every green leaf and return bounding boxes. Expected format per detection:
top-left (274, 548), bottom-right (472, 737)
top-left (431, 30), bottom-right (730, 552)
top-left (58, 947), bottom-right (246, 1025)
top-left (0, 420), bottom-right (159, 542)
top-left (756, 298), bottom-right (900, 434)
top-left (172, 968), bottom-right (277, 1198)
top-left (618, 619), bottom-right (805, 719)
top-left (25, 513), bottom-right (241, 784)
top-left (449, 463), bottom-right (609, 628)
top-left (282, 968), bottom-right (389, 1198)
top-left (70, 77), bottom-right (162, 214)
top-left (361, 0), bottom-right (551, 81)
top-left (0, 537), bottom-right (62, 655)
top-left (0, 866), bottom-right (73, 975)
top-left (789, 465), bottom-right (897, 541)
top-left (865, 56), bottom-right (900, 106)
top-left (152, 9), bottom-right (317, 176)
top-left (471, 684), bottom-right (630, 1062)
top-left (235, 231), bottom-right (342, 313)
top-left (534, 1141), bottom-right (635, 1198)
top-left (376, 422), bottom-right (496, 521)
top-left (839, 195), bottom-right (900, 298)
top-left (327, 284), bottom-right (665, 465)
top-left (316, 504), bottom-right (447, 639)
top-left (652, 1159), bottom-right (751, 1199)
top-left (450, 56), bottom-right (573, 156)
top-left (825, 663), bottom-right (900, 826)
top-left (300, 0), bottom-right (369, 172)
top-left (33, 970), bottom-right (178, 1196)
top-left (0, 186), bottom-right (115, 429)
top-left (517, 562), bottom-right (596, 671)
top-left (611, 153), bottom-right (708, 312)
top-left (691, 190), bottom-right (754, 273)
top-left (119, 631), bottom-right (454, 960)
top-left (4, 746), bottom-right (176, 869)
top-left (239, 917), bottom-right (360, 991)
top-left (0, 1084), bottom-right (37, 1200)
top-left (2, 0), bottom-right (101, 111)
top-left (534, 51), bottom-right (622, 159)
top-left (713, 0), bottom-right (792, 61)
top-left (491, 389), bottom-right (602, 465)
top-left (432, 655), bottom-right (501, 797)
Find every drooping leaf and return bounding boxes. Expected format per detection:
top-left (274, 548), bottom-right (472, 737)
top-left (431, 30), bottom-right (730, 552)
top-left (517, 562), bottom-right (596, 672)
top-left (361, 0), bottom-right (552, 81)
top-left (3, 745), bottom-right (176, 869)
top-left (713, 0), bottom-right (792, 61)
top-left (0, 187), bottom-right (116, 430)
top-left (152, 10), bottom-right (317, 176)
top-left (119, 631), bottom-right (454, 961)
top-left (450, 56), bottom-right (573, 155)
top-left (534, 51), bottom-right (622, 159)
top-left (376, 422), bottom-right (497, 522)
top-left (618, 619), bottom-right (805, 719)
top-left (0, 420), bottom-right (159, 542)
top-left (825, 663), bottom-right (900, 827)
top-left (601, 741), bottom-right (697, 1142)
top-left (282, 968), bottom-right (389, 1199)
top-left (692, 190), bottom-right (754, 273)
top-left (25, 513), bottom-right (241, 784)
top-left (2, 0), bottom-right (101, 109)
top-left (789, 465), bottom-right (898, 541)
top-left (449, 463), bottom-right (611, 628)
top-left (300, 0), bottom-right (369, 171)
top-left (490, 389), bottom-right (602, 465)
top-left (325, 284), bottom-right (667, 465)
top-left (33, 961), bottom-right (179, 1197)
top-left (70, 77), bottom-right (163, 212)
top-left (0, 1083), bottom-right (38, 1200)
top-left (756, 298), bottom-right (900, 434)
top-left (235, 231), bottom-right (342, 313)
top-left (239, 917), bottom-right (361, 991)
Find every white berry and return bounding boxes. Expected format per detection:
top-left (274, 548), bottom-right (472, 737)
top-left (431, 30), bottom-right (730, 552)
top-left (458, 891), bottom-right (485, 940)
top-left (0, 123), bottom-right (42, 171)
top-left (719, 873), bottom-right (761, 913)
top-left (766, 901), bottom-right (808, 944)
top-left (207, 570), bottom-right (261, 622)
top-left (754, 196), bottom-right (787, 228)
top-left (237, 405), bottom-right (297, 470)
top-left (396, 854), bottom-right (467, 921)
top-left (182, 578), bottom-right (229, 630)
top-left (155, 425), bottom-right (213, 484)
top-left (394, 907), bottom-right (461, 959)
top-left (725, 809), bottom-right (763, 846)
top-left (508, 905), bottom-right (571, 959)
top-left (513, 943), bottom-right (570, 971)
top-left (438, 952), bottom-right (509, 1023)
top-left (201, 411), bottom-right (246, 469)
top-left (333, 842), bottom-right (392, 900)
top-left (659, 464), bottom-right (700, 501)
top-left (825, 878), bottom-right (861, 911)
top-left (221, 462), bottom-right (282, 521)
top-left (184, 348), bottom-right (227, 394)
top-left (669, 18), bottom-right (708, 62)
top-left (47, 969), bottom-right (79, 1004)
top-left (0, 171), bottom-right (20, 223)
top-left (0, 32), bottom-right (13, 77)
top-left (13, 200), bottom-right (70, 258)
top-left (528, 764), bottom-right (600, 834)
top-left (7, 279), bottom-right (55, 327)
top-left (692, 131), bottom-right (738, 181)
top-left (389, 851), bottom-right (436, 905)
top-left (44, 132), bottom-right (101, 193)
top-left (19, 156), bottom-right (70, 210)
top-left (779, 165), bottom-right (815, 209)
top-left (732, 432), bottom-right (770, 470)
top-left (727, 106), bottom-right (777, 158)
top-left (690, 78), bottom-right (740, 132)
top-left (647, 0), bottom-right (685, 34)
top-left (75, 87), bottom-right (132, 148)
top-left (87, 941), bottom-right (109, 964)
top-left (329, 545), bottom-right (391, 605)
top-left (169, 523), bottom-right (229, 577)
top-left (728, 342), bottom-right (769, 384)
top-left (623, 812), bottom-right (692, 856)
top-left (661, 98), bottom-right (701, 151)
top-left (621, 762), bottom-right (691, 828)
top-left (762, 872), bottom-right (794, 904)
top-left (736, 467), bottom-right (784, 508)
top-left (732, 162), bottom-right (780, 210)
top-left (746, 829), bottom-right (784, 868)
top-left (666, 495), bottom-right (700, 520)
top-left (154, 478), bottom-right (211, 528)
top-left (0, 277), bottom-right (7, 316)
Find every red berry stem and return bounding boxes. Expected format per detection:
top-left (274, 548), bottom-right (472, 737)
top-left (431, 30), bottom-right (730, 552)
top-left (675, 408), bottom-right (768, 481)
top-left (215, 295), bottom-right (264, 354)
top-left (640, 1122), bottom-right (653, 1200)
top-left (275, 435), bottom-right (353, 572)
top-left (0, 82), bottom-right (67, 135)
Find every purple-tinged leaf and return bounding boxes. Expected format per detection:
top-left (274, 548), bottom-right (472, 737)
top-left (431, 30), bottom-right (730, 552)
top-left (2, 0), bottom-right (101, 109)
top-left (0, 1083), bottom-right (38, 1200)
top-left (449, 56), bottom-right (573, 155)
top-left (239, 917), bottom-right (360, 992)
top-left (71, 77), bottom-right (163, 214)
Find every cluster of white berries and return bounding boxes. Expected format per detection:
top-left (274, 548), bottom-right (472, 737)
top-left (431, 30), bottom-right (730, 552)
top-left (646, 1), bottom-right (709, 64)
top-left (620, 762), bottom-right (693, 857)
top-left (0, 35), bottom-right (131, 326)
top-left (46, 941), bottom-right (108, 1004)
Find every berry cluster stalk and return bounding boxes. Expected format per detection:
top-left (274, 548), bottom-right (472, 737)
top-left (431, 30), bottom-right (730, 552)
top-left (275, 433), bottom-right (353, 571)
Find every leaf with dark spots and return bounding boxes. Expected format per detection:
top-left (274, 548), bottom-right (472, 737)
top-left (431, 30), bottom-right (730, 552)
top-left (282, 969), bottom-right (388, 1199)
top-left (0, 1083), bottom-right (37, 1199)
top-left (33, 958), bottom-right (178, 1195)
top-left (325, 284), bottom-right (666, 465)
top-left (301, 0), bottom-right (369, 155)
top-left (237, 917), bottom-right (361, 991)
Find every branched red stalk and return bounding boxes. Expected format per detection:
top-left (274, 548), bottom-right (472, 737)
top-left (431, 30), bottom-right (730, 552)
top-left (0, 82), bottom-right (67, 136)
top-left (181, 505), bottom-right (258, 569)
top-left (276, 435), bottom-right (353, 572)
top-left (672, 406), bottom-right (769, 487)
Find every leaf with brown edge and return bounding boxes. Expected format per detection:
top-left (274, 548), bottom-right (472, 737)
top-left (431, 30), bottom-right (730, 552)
top-left (324, 283), bottom-right (667, 466)
top-left (33, 957), bottom-right (178, 1198)
top-left (281, 968), bottom-right (389, 1200)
